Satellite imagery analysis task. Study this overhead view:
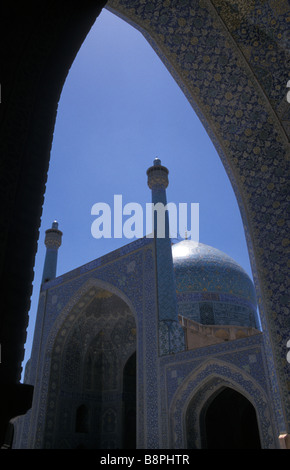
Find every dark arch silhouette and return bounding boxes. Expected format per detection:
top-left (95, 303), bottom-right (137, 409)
top-left (122, 352), bottom-right (136, 449)
top-left (75, 404), bottom-right (89, 433)
top-left (201, 387), bottom-right (261, 449)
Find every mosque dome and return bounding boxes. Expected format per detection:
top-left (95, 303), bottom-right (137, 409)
top-left (172, 240), bottom-right (259, 329)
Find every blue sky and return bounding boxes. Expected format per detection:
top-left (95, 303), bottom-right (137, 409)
top-left (22, 9), bottom-right (255, 378)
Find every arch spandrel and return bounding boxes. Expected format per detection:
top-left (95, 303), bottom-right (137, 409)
top-left (106, 0), bottom-right (290, 430)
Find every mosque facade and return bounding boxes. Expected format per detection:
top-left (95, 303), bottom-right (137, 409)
top-left (13, 160), bottom-right (284, 449)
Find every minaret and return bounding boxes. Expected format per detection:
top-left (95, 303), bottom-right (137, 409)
top-left (147, 158), bottom-right (185, 355)
top-left (41, 221), bottom-right (62, 283)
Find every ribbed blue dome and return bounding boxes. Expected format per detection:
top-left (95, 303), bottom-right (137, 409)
top-left (172, 240), bottom-right (259, 328)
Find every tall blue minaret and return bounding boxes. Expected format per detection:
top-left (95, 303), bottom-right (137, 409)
top-left (41, 221), bottom-right (62, 283)
top-left (147, 158), bottom-right (185, 355)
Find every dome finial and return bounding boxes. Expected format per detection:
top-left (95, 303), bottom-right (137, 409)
top-left (154, 157), bottom-right (161, 166)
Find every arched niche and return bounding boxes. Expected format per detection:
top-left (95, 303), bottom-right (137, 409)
top-left (194, 386), bottom-right (261, 449)
top-left (170, 360), bottom-right (277, 449)
top-left (42, 284), bottom-right (136, 449)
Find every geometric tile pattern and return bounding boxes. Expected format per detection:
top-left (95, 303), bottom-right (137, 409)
top-left (15, 237), bottom-right (161, 448)
top-left (159, 334), bottom-right (280, 448)
top-left (14, 234), bottom-right (282, 448)
top-left (173, 240), bottom-right (259, 328)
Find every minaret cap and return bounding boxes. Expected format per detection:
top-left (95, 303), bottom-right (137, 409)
top-left (44, 220), bottom-right (63, 249)
top-left (147, 158), bottom-right (169, 190)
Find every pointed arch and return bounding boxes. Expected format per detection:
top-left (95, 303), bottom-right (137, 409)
top-left (169, 358), bottom-right (277, 449)
top-left (37, 278), bottom-right (137, 448)
top-left (45, 277), bottom-right (138, 358)
top-left (198, 386), bottom-right (261, 448)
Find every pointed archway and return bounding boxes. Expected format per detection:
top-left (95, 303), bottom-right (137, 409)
top-left (200, 387), bottom-right (261, 449)
top-left (42, 285), bottom-right (137, 449)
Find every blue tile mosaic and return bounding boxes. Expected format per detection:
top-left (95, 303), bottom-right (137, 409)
top-left (14, 0), bottom-right (289, 445)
